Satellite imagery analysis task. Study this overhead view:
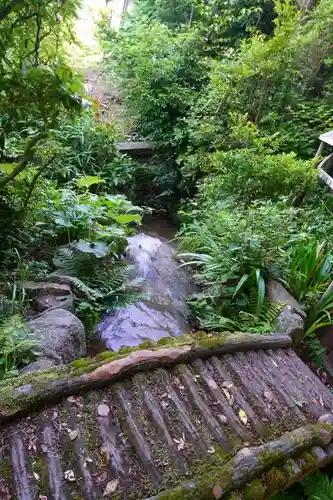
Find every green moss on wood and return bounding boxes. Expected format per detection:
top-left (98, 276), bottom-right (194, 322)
top-left (263, 467), bottom-right (286, 493)
top-left (228, 492), bottom-right (244, 500)
top-left (243, 478), bottom-right (266, 500)
top-left (71, 358), bottom-right (93, 369)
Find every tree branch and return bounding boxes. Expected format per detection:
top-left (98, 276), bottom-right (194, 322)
top-left (23, 155), bottom-right (56, 210)
top-left (0, 131), bottom-right (47, 187)
top-left (34, 4), bottom-right (41, 66)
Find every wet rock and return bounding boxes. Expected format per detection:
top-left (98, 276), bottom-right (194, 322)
top-left (267, 280), bottom-right (306, 318)
top-left (24, 282), bottom-right (71, 297)
top-left (276, 306), bottom-right (304, 344)
top-left (35, 294), bottom-right (74, 313)
top-left (28, 309), bottom-right (86, 363)
top-left (98, 233), bottom-right (196, 351)
top-left (24, 281), bottom-right (74, 313)
top-left (20, 358), bottom-right (55, 375)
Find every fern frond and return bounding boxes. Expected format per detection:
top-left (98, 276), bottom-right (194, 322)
top-left (53, 247), bottom-right (76, 274)
top-left (52, 246), bottom-right (142, 309)
top-left (260, 301), bottom-right (285, 324)
top-left (303, 472), bottom-right (333, 500)
top-left (58, 275), bottom-right (104, 300)
top-left (248, 286), bottom-right (259, 315)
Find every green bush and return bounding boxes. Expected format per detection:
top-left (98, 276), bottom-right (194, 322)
top-left (0, 315), bottom-right (37, 378)
top-left (271, 471), bottom-right (333, 500)
top-left (100, 21), bottom-right (207, 147)
top-left (50, 115), bottom-right (135, 190)
top-left (178, 200), bottom-right (303, 329)
top-left (196, 149), bottom-right (317, 204)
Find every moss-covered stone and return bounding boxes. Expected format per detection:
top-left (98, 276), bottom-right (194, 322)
top-left (243, 478), bottom-right (266, 500)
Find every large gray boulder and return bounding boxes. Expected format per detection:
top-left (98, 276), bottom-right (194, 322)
top-left (24, 281), bottom-right (74, 313)
top-left (24, 281), bottom-right (72, 297)
top-left (267, 280), bottom-right (305, 344)
top-left (267, 280), bottom-right (306, 318)
top-left (28, 309), bottom-right (86, 363)
top-left (276, 305), bottom-right (305, 345)
top-left (35, 294), bottom-right (74, 313)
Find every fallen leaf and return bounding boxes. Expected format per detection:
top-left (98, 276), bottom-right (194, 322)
top-left (64, 470), bottom-right (75, 482)
top-left (67, 396), bottom-right (77, 403)
top-left (103, 479), bottom-right (119, 497)
top-left (293, 399), bottom-right (305, 408)
top-left (207, 446), bottom-right (215, 454)
top-left (212, 485), bottom-right (223, 499)
top-left (98, 403), bottom-right (110, 417)
top-left (218, 414), bottom-right (228, 424)
top-left (222, 388), bottom-right (231, 400)
top-left (222, 381), bottom-right (233, 389)
top-left (161, 400), bottom-right (169, 409)
top-left (207, 379), bottom-right (218, 390)
top-left (101, 446), bottom-right (111, 462)
top-left (84, 456), bottom-right (93, 468)
top-left (271, 359), bottom-right (278, 367)
top-left (173, 433), bottom-right (186, 451)
top-left (319, 395), bottom-right (324, 407)
top-left (68, 429), bottom-right (79, 441)
top-left (28, 437), bottom-right (37, 453)
top-left (264, 390), bottom-right (273, 402)
top-left (239, 409), bottom-right (248, 425)
top-left (33, 472), bottom-right (40, 481)
top-left (39, 496), bottom-right (48, 500)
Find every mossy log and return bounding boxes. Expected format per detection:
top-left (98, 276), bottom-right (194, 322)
top-left (240, 446), bottom-right (330, 499)
top-left (146, 423), bottom-right (333, 500)
top-left (0, 333), bottom-right (291, 423)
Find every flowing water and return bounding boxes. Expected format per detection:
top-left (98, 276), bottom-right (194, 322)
top-left (97, 221), bottom-right (196, 351)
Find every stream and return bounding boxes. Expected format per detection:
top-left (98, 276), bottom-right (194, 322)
top-left (97, 218), bottom-right (196, 351)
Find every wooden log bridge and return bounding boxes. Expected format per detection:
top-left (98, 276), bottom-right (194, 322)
top-left (1, 332), bottom-right (333, 499)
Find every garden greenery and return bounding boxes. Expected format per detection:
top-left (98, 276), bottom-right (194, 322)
top-left (99, 0), bottom-right (333, 365)
top-left (0, 0), bottom-right (143, 375)
top-left (2, 0), bottom-right (333, 377)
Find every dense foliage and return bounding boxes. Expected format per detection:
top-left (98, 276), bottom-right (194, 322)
top-left (0, 0), bottom-right (143, 375)
top-left (272, 471), bottom-right (333, 500)
top-left (99, 0), bottom-right (333, 364)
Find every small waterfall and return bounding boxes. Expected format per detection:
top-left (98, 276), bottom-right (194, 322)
top-left (97, 233), bottom-right (196, 351)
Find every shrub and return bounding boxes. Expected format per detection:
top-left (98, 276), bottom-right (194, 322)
top-left (50, 115), bottom-right (135, 190)
top-left (100, 21), bottom-right (207, 147)
top-left (178, 201), bottom-right (302, 329)
top-left (196, 149), bottom-right (317, 204)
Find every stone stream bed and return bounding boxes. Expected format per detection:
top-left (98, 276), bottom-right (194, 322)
top-left (23, 218), bottom-right (197, 373)
top-left (22, 216), bottom-right (314, 377)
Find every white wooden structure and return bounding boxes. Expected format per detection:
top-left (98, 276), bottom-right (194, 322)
top-left (316, 132), bottom-right (333, 190)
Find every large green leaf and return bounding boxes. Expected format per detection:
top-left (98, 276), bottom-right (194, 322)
top-left (76, 176), bottom-right (105, 189)
top-left (75, 240), bottom-right (109, 258)
top-left (109, 214), bottom-right (142, 225)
